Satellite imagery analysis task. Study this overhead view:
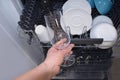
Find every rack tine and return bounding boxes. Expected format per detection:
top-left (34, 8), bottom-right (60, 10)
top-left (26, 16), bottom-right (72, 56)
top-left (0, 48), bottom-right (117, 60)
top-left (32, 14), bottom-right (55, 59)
top-left (116, 24), bottom-right (120, 46)
top-left (80, 26), bottom-right (88, 39)
top-left (84, 26), bottom-right (88, 38)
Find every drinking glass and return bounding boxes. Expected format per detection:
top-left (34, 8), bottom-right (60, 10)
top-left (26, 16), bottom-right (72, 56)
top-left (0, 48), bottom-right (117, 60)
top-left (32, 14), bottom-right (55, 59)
top-left (44, 11), bottom-right (71, 49)
top-left (44, 10), bottom-right (75, 67)
top-left (52, 27), bottom-right (71, 49)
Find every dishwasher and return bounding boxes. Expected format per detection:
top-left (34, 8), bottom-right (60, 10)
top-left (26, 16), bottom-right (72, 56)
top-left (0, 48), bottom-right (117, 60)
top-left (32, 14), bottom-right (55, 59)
top-left (18, 0), bottom-right (120, 80)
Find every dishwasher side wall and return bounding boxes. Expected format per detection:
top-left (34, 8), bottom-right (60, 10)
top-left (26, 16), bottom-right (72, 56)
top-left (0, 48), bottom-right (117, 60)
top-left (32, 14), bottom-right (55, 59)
top-left (0, 0), bottom-right (44, 80)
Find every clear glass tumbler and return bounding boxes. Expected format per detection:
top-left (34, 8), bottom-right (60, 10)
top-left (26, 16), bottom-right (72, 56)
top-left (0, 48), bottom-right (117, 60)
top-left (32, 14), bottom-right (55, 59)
top-left (44, 10), bottom-right (75, 67)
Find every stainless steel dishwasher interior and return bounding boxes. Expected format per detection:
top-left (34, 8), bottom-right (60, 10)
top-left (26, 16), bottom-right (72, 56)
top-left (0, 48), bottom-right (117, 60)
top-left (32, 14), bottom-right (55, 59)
top-left (18, 0), bottom-right (120, 80)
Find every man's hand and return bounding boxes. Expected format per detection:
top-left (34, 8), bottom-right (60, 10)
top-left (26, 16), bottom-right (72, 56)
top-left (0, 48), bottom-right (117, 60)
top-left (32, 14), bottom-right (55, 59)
top-left (43, 39), bottom-right (74, 77)
top-left (15, 39), bottom-right (74, 80)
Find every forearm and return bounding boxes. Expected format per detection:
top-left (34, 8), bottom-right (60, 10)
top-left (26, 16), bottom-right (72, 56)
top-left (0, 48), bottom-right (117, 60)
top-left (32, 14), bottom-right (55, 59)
top-left (15, 41), bottom-right (74, 80)
top-left (15, 62), bottom-right (52, 80)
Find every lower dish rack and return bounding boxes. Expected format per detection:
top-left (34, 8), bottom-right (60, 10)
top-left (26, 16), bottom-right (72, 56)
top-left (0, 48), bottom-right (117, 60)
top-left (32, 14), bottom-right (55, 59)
top-left (52, 59), bottom-right (112, 80)
top-left (51, 48), bottom-right (112, 80)
top-left (41, 43), bottom-right (113, 80)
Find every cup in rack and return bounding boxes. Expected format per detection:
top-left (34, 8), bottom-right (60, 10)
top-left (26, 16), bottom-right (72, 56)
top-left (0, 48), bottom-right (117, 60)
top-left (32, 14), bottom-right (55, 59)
top-left (94, 0), bottom-right (114, 14)
top-left (87, 0), bottom-right (95, 8)
top-left (35, 25), bottom-right (54, 43)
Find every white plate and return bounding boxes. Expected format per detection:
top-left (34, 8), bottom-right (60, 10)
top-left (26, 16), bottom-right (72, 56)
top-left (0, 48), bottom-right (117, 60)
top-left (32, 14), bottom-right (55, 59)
top-left (62, 0), bottom-right (91, 14)
top-left (90, 23), bottom-right (117, 49)
top-left (92, 15), bottom-right (113, 26)
top-left (61, 9), bottom-right (92, 35)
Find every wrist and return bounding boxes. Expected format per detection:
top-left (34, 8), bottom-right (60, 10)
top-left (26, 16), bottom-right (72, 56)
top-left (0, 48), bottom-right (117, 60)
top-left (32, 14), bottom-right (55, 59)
top-left (37, 62), bottom-right (53, 79)
top-left (43, 60), bottom-right (59, 77)
top-left (41, 62), bottom-right (54, 77)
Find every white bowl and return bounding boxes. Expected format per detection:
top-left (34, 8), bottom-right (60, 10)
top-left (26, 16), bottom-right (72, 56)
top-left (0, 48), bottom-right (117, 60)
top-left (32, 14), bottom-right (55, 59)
top-left (92, 15), bottom-right (113, 26)
top-left (90, 23), bottom-right (117, 49)
top-left (61, 9), bottom-right (92, 35)
top-left (62, 0), bottom-right (91, 14)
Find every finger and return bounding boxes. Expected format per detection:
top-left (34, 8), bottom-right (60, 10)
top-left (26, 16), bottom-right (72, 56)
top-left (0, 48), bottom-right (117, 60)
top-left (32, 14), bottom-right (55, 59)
top-left (64, 51), bottom-right (73, 57)
top-left (62, 44), bottom-right (74, 56)
top-left (50, 38), bottom-right (67, 51)
top-left (69, 51), bottom-right (73, 55)
top-left (48, 46), bottom-right (57, 53)
top-left (65, 44), bottom-right (74, 52)
top-left (53, 38), bottom-right (67, 47)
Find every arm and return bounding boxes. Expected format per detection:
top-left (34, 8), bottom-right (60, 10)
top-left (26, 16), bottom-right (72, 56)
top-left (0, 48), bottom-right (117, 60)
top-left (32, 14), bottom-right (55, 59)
top-left (15, 62), bottom-right (52, 80)
top-left (15, 39), bottom-right (74, 80)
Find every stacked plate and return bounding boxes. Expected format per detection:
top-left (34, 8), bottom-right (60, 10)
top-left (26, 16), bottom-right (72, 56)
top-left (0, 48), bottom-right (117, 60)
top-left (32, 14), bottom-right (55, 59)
top-left (62, 0), bottom-right (91, 14)
top-left (90, 15), bottom-right (118, 49)
top-left (61, 0), bottom-right (92, 35)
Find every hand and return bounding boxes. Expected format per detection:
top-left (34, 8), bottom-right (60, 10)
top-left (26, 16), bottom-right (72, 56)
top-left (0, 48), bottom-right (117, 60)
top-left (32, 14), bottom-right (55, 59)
top-left (43, 39), bottom-right (74, 77)
top-left (15, 39), bottom-right (74, 80)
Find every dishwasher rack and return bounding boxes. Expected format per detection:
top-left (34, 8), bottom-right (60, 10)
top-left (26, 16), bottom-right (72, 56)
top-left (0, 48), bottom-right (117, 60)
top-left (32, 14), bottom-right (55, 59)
top-left (18, 0), bottom-right (120, 80)
top-left (18, 0), bottom-right (120, 47)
